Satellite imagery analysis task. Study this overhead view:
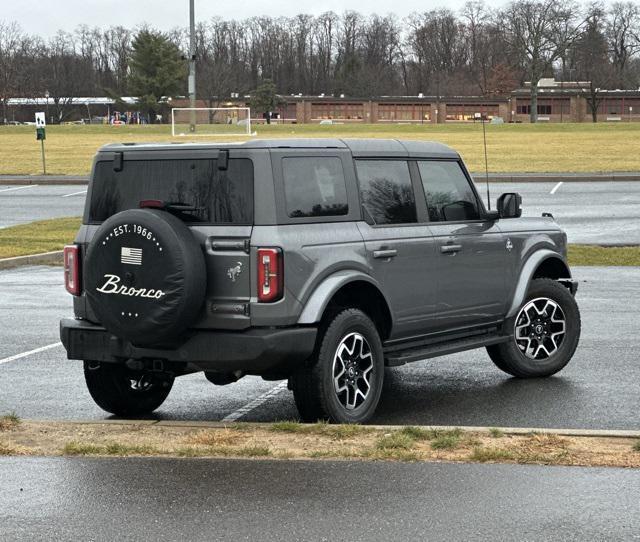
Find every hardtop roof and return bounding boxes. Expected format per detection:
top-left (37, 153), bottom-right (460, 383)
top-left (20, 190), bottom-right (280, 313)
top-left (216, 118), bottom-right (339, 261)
top-left (98, 138), bottom-right (459, 158)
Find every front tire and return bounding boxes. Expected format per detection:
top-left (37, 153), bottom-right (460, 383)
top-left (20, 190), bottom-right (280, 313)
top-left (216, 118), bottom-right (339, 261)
top-left (290, 309), bottom-right (384, 424)
top-left (84, 361), bottom-right (174, 416)
top-left (487, 278), bottom-right (581, 378)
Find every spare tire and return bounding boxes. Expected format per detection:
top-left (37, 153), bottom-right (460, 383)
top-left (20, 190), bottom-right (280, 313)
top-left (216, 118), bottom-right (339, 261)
top-left (84, 208), bottom-right (206, 347)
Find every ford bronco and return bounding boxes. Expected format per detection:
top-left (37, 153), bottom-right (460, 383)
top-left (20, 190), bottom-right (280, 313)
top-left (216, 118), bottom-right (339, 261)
top-left (60, 139), bottom-right (580, 423)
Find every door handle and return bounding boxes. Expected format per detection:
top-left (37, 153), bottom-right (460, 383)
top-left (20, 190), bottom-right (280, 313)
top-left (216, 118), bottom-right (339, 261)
top-left (440, 244), bottom-right (462, 254)
top-left (373, 249), bottom-right (398, 259)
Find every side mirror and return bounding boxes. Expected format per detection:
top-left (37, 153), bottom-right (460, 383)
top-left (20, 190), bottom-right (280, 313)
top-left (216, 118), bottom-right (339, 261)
top-left (497, 192), bottom-right (522, 219)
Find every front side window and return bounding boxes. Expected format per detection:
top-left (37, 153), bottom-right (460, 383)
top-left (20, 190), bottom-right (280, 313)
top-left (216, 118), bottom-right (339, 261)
top-left (282, 157), bottom-right (349, 217)
top-left (417, 161), bottom-right (480, 222)
top-left (89, 158), bottom-right (253, 224)
top-left (356, 160), bottom-right (417, 225)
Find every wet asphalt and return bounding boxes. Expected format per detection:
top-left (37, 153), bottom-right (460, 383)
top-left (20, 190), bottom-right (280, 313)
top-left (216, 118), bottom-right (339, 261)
top-left (1, 185), bottom-right (639, 540)
top-left (0, 265), bottom-right (638, 430)
top-left (1, 457), bottom-right (639, 541)
top-left (0, 185), bottom-right (86, 228)
top-left (2, 181), bottom-right (640, 244)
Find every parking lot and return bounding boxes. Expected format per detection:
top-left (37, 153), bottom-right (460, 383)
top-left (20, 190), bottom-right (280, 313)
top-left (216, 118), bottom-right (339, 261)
top-left (0, 184), bottom-right (86, 228)
top-left (2, 180), bottom-right (640, 244)
top-left (2, 457), bottom-right (638, 541)
top-left (1, 264), bottom-right (638, 429)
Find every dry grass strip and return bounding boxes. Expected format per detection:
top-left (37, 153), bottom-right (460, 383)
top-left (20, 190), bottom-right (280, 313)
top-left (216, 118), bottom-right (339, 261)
top-left (0, 418), bottom-right (639, 468)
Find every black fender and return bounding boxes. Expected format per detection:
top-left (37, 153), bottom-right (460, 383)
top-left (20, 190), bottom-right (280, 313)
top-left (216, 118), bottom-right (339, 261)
top-left (297, 270), bottom-right (393, 326)
top-left (506, 250), bottom-right (573, 319)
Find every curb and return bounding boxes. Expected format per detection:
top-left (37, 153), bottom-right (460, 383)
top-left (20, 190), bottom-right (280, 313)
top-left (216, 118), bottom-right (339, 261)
top-left (472, 172), bottom-right (640, 183)
top-left (0, 176), bottom-right (88, 185)
top-left (0, 251), bottom-right (63, 270)
top-left (27, 419), bottom-right (640, 440)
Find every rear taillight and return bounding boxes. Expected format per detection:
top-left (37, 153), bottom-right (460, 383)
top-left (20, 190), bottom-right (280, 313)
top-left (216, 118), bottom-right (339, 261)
top-left (257, 248), bottom-right (283, 303)
top-left (64, 244), bottom-right (81, 296)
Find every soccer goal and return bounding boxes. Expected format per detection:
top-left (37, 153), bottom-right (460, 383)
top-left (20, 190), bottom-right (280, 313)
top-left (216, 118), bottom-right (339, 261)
top-left (171, 107), bottom-right (254, 137)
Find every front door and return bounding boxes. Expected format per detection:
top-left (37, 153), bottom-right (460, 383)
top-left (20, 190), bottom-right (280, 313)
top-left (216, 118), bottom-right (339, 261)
top-left (415, 159), bottom-right (508, 331)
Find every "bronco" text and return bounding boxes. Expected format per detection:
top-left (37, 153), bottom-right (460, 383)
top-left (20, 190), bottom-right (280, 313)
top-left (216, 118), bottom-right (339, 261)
top-left (96, 274), bottom-right (166, 299)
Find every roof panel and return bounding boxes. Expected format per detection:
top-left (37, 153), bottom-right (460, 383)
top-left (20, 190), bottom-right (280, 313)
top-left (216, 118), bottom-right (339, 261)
top-left (98, 138), bottom-right (347, 153)
top-left (98, 138), bottom-right (458, 158)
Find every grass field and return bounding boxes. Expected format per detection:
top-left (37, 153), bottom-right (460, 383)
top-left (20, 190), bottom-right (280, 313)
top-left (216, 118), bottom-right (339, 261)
top-left (1, 217), bottom-right (639, 264)
top-left (0, 217), bottom-right (81, 258)
top-left (1, 122), bottom-right (640, 175)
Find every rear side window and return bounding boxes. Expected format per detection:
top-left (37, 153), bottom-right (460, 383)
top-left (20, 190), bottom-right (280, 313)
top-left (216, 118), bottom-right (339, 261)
top-left (417, 161), bottom-right (480, 222)
top-left (355, 160), bottom-right (417, 225)
top-left (282, 157), bottom-right (348, 217)
top-left (89, 158), bottom-right (253, 224)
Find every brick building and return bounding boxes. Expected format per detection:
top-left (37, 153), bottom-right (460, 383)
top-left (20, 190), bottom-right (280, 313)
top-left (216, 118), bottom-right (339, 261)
top-left (6, 79), bottom-right (640, 124)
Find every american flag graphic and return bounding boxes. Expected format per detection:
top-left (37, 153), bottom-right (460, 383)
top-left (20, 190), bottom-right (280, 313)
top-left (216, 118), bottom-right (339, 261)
top-left (121, 247), bottom-right (143, 265)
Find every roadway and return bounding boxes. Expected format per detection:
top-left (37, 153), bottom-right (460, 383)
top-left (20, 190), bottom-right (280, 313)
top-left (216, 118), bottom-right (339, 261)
top-left (2, 181), bottom-right (640, 244)
top-left (0, 184), bottom-right (86, 228)
top-left (1, 457), bottom-right (638, 541)
top-left (1, 265), bottom-right (638, 430)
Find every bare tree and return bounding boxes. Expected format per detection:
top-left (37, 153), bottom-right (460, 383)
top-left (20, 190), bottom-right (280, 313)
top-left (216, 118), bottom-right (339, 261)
top-left (407, 9), bottom-right (468, 96)
top-left (462, 1), bottom-right (516, 95)
top-left (42, 32), bottom-right (95, 122)
top-left (573, 2), bottom-right (615, 121)
top-left (0, 22), bottom-right (23, 123)
top-left (502, 0), bottom-right (583, 122)
top-left (606, 1), bottom-right (640, 87)
top-left (1, 3), bottom-right (640, 122)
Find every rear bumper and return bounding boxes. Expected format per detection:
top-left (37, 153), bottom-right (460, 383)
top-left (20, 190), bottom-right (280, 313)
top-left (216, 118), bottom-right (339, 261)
top-left (60, 318), bottom-right (317, 373)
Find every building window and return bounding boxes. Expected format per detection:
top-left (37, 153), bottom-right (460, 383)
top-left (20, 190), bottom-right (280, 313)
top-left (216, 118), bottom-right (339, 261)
top-left (517, 104), bottom-right (552, 115)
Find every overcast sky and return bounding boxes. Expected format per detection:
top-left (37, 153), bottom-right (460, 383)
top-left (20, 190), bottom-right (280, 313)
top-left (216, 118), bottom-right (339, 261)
top-left (5, 0), bottom-right (493, 36)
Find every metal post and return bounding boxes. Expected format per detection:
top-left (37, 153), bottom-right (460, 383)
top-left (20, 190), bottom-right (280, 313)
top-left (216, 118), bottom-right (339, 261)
top-left (188, 0), bottom-right (197, 132)
top-left (40, 139), bottom-right (46, 175)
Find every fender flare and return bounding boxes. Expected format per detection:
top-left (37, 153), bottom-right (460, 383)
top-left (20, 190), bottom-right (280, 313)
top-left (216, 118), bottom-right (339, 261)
top-left (506, 249), bottom-right (571, 319)
top-left (297, 270), bottom-right (391, 325)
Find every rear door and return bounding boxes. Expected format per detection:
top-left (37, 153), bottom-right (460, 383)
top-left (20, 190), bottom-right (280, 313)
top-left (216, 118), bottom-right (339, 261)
top-left (86, 148), bottom-right (257, 330)
top-left (415, 159), bottom-right (507, 330)
top-left (355, 159), bottom-right (440, 340)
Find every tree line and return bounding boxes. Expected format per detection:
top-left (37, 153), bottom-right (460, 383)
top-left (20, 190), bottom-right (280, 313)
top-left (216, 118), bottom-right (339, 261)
top-left (1, 0), bottom-right (640, 123)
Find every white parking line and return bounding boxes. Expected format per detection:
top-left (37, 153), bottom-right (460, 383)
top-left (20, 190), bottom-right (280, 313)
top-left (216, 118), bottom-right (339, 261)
top-left (221, 381), bottom-right (289, 422)
top-left (0, 185), bottom-right (39, 193)
top-left (550, 181), bottom-right (563, 195)
top-left (0, 342), bottom-right (62, 366)
top-left (61, 190), bottom-right (87, 198)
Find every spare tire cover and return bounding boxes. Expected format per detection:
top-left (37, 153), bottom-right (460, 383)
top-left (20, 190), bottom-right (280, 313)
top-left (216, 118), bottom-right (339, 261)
top-left (84, 208), bottom-right (206, 347)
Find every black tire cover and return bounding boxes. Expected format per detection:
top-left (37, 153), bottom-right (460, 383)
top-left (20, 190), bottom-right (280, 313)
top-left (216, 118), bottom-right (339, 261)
top-left (84, 209), bottom-right (206, 346)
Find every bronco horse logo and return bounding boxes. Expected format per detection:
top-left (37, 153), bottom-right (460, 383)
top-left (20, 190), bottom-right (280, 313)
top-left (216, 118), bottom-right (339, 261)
top-left (227, 262), bottom-right (243, 282)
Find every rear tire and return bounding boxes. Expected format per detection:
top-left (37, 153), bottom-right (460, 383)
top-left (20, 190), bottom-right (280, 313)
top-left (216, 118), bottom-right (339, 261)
top-left (290, 309), bottom-right (384, 424)
top-left (84, 361), bottom-right (174, 416)
top-left (487, 278), bottom-right (581, 378)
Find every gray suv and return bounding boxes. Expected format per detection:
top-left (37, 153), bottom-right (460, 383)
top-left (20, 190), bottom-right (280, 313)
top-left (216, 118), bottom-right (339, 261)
top-left (60, 139), bottom-right (580, 423)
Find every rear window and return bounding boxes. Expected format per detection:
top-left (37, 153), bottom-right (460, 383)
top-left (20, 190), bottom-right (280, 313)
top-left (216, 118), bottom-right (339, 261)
top-left (89, 158), bottom-right (253, 224)
top-left (282, 157), bottom-right (349, 217)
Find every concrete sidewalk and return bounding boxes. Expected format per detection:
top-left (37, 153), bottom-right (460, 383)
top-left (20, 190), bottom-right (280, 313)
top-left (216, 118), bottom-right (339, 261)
top-left (0, 174), bottom-right (88, 185)
top-left (2, 172), bottom-right (640, 185)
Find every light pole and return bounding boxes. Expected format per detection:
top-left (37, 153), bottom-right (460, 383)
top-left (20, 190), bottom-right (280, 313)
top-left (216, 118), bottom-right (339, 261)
top-left (188, 0), bottom-right (196, 132)
top-left (44, 90), bottom-right (50, 124)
